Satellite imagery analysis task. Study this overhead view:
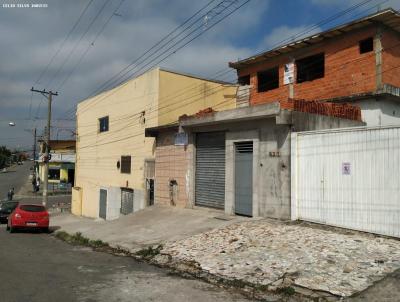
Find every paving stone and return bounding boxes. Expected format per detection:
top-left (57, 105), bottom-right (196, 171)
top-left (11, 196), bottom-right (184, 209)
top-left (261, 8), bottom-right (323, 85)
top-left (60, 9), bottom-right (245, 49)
top-left (154, 220), bottom-right (400, 297)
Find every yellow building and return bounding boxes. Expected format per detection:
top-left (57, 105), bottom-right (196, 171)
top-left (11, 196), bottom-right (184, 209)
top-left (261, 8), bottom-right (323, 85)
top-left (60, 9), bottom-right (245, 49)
top-left (38, 140), bottom-right (76, 189)
top-left (74, 68), bottom-right (237, 219)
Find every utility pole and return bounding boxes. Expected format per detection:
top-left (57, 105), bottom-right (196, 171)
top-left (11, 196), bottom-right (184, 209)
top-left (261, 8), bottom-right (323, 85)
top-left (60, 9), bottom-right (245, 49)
top-left (30, 87), bottom-right (58, 207)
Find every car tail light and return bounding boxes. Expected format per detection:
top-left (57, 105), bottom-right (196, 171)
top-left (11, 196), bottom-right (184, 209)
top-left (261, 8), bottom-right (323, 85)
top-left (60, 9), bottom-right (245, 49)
top-left (15, 213), bottom-right (21, 219)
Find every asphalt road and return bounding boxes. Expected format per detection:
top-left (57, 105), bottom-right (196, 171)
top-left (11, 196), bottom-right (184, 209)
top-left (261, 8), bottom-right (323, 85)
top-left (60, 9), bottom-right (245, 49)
top-left (0, 225), bottom-right (250, 302)
top-left (0, 162), bottom-right (32, 200)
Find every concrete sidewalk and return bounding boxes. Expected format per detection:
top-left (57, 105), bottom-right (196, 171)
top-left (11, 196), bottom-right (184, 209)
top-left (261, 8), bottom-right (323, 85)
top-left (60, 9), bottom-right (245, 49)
top-left (51, 206), bottom-right (400, 301)
top-left (51, 205), bottom-right (248, 253)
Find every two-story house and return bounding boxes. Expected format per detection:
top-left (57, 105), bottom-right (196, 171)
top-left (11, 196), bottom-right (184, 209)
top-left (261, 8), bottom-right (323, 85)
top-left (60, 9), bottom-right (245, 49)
top-left (73, 68), bottom-right (237, 220)
top-left (229, 8), bottom-right (400, 126)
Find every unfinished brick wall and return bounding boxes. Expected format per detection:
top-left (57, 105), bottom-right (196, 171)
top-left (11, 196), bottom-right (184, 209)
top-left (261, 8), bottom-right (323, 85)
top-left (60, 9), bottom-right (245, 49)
top-left (382, 29), bottom-right (400, 88)
top-left (154, 129), bottom-right (189, 208)
top-left (238, 26), bottom-right (379, 105)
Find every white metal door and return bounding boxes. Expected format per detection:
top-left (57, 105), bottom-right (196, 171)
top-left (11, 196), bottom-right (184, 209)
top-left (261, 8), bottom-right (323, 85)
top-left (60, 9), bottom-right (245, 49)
top-left (292, 125), bottom-right (400, 238)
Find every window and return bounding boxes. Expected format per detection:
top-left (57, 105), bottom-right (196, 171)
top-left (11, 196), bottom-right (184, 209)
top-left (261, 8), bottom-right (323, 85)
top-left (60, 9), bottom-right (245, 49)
top-left (238, 75), bottom-right (250, 85)
top-left (48, 168), bottom-right (60, 180)
top-left (359, 37), bottom-right (373, 54)
top-left (257, 67), bottom-right (279, 92)
top-left (296, 53), bottom-right (325, 83)
top-left (121, 156), bottom-right (131, 174)
top-left (99, 116), bottom-right (109, 133)
top-left (20, 205), bottom-right (45, 212)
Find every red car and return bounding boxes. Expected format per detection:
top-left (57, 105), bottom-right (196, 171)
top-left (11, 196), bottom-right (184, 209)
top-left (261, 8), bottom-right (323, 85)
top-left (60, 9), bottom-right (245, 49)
top-left (7, 204), bottom-right (49, 233)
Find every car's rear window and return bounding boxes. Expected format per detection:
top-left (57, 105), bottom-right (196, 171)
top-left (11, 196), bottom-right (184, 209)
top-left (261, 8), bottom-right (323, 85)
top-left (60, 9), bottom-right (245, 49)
top-left (20, 205), bottom-right (45, 212)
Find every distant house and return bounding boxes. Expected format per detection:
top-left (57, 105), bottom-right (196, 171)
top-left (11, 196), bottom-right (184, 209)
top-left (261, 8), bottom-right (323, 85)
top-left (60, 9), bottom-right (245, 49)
top-left (73, 68), bottom-right (237, 220)
top-left (38, 139), bottom-right (75, 187)
top-left (229, 9), bottom-right (400, 126)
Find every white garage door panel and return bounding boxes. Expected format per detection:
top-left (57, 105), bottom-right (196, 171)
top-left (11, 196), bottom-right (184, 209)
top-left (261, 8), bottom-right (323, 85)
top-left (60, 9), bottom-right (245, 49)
top-left (292, 126), bottom-right (400, 238)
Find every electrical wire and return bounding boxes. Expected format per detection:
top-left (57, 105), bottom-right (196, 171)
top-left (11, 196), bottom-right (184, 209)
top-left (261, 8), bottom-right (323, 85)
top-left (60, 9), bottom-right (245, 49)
top-left (46, 0), bottom-right (112, 89)
top-left (59, 0), bottom-right (383, 122)
top-left (34, 0), bottom-right (95, 85)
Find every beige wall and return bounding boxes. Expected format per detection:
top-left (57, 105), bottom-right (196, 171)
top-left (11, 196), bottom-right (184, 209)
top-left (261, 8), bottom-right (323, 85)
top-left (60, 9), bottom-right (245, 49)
top-left (76, 69), bottom-right (159, 218)
top-left (158, 70), bottom-right (237, 125)
top-left (75, 68), bottom-right (237, 218)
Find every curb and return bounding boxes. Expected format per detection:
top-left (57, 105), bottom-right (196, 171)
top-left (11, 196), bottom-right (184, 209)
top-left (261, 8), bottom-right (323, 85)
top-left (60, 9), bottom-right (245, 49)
top-left (52, 229), bottom-right (339, 302)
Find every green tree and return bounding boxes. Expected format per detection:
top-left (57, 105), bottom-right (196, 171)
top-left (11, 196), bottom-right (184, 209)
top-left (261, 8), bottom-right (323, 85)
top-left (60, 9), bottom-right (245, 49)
top-left (0, 146), bottom-right (11, 169)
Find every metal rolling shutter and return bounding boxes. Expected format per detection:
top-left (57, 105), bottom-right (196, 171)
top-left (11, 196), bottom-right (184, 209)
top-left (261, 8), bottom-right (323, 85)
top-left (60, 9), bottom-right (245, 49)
top-left (195, 132), bottom-right (225, 209)
top-left (120, 188), bottom-right (134, 215)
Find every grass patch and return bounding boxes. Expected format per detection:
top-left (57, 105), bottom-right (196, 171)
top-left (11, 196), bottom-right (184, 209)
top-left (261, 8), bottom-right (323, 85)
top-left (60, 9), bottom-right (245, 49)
top-left (277, 286), bottom-right (296, 296)
top-left (55, 231), bottom-right (109, 248)
top-left (135, 245), bottom-right (162, 259)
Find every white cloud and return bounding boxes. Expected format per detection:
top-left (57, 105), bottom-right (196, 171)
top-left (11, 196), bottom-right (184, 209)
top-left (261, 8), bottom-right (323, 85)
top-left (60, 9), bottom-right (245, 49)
top-left (0, 0), bottom-right (270, 147)
top-left (260, 24), bottom-right (322, 51)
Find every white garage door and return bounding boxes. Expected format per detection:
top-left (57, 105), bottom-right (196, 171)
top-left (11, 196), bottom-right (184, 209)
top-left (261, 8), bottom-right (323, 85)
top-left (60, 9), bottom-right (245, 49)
top-left (291, 125), bottom-right (400, 238)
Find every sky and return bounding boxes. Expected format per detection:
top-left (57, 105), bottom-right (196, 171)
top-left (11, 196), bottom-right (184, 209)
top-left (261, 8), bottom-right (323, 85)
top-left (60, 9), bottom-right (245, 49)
top-left (0, 0), bottom-right (399, 150)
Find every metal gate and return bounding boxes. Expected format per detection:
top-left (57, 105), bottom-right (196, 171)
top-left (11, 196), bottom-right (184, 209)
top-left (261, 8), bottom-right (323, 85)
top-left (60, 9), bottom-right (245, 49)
top-left (99, 189), bottom-right (107, 219)
top-left (235, 142), bottom-right (253, 216)
top-left (195, 132), bottom-right (225, 209)
top-left (291, 125), bottom-right (400, 238)
top-left (120, 188), bottom-right (134, 215)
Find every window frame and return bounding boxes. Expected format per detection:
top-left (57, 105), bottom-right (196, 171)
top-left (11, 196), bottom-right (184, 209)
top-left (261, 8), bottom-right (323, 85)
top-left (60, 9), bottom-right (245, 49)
top-left (98, 116), bottom-right (109, 133)
top-left (120, 155), bottom-right (131, 174)
top-left (257, 66), bottom-right (279, 92)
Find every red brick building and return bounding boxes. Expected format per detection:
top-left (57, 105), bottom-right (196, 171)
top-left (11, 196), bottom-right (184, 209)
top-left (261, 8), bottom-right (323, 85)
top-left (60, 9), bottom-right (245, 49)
top-left (229, 9), bottom-right (400, 126)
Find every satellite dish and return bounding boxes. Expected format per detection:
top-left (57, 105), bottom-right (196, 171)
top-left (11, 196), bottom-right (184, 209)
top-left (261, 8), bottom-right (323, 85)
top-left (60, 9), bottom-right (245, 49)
top-left (8, 122), bottom-right (15, 126)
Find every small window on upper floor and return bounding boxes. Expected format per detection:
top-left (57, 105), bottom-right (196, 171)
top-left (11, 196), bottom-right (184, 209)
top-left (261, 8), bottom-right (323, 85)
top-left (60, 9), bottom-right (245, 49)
top-left (99, 116), bottom-right (109, 133)
top-left (359, 37), bottom-right (373, 54)
top-left (121, 156), bottom-right (131, 174)
top-left (296, 53), bottom-right (325, 83)
top-left (257, 67), bottom-right (279, 92)
top-left (238, 75), bottom-right (250, 85)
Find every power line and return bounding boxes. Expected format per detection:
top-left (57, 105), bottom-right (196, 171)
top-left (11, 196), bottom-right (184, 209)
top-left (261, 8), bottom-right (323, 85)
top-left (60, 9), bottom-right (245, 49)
top-left (34, 0), bottom-right (94, 85)
top-left (75, 40), bottom-right (400, 144)
top-left (90, 0), bottom-right (219, 97)
top-left (46, 0), bottom-right (112, 89)
top-left (58, 0), bottom-right (251, 120)
top-left (60, 0), bottom-right (381, 122)
top-left (56, 0), bottom-right (125, 92)
top-left (102, 0), bottom-right (251, 93)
